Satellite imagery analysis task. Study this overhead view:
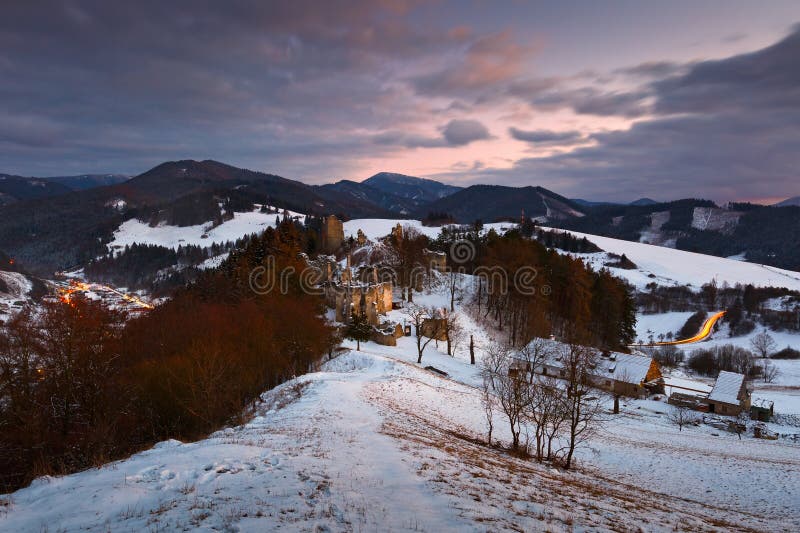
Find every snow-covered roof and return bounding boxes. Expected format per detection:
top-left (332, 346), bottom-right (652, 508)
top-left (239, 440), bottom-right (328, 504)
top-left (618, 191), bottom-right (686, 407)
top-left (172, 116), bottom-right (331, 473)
top-left (708, 371), bottom-right (745, 405)
top-left (532, 339), bottom-right (655, 385)
top-left (596, 352), bottom-right (653, 385)
top-left (663, 376), bottom-right (712, 398)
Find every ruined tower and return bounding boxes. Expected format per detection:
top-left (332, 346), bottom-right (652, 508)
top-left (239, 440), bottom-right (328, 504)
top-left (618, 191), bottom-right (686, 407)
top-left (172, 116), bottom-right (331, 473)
top-left (320, 215), bottom-right (344, 253)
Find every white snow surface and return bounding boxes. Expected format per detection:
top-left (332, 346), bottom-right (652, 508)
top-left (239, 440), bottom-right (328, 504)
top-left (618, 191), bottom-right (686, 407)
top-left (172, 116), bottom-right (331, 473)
top-left (344, 218), bottom-right (513, 241)
top-left (0, 271), bottom-right (32, 321)
top-left (543, 227), bottom-right (800, 291)
top-left (108, 207), bottom-right (305, 251)
top-left (3, 284), bottom-right (800, 532)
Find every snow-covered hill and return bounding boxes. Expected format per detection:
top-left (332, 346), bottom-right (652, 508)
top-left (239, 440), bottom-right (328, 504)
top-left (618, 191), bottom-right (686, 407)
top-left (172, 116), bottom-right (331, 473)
top-left (3, 279), bottom-right (800, 531)
top-left (0, 270), bottom-right (32, 321)
top-left (3, 342), bottom-right (798, 531)
top-left (107, 207), bottom-right (305, 252)
top-left (545, 227), bottom-right (800, 291)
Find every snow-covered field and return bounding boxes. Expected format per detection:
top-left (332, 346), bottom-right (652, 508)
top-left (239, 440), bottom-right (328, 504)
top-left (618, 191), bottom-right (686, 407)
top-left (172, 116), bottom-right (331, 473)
top-left (107, 207), bottom-right (305, 252)
top-left (6, 219), bottom-right (800, 530)
top-left (4, 284), bottom-right (800, 532)
top-left (4, 341), bottom-right (798, 531)
top-left (543, 227), bottom-right (800, 291)
top-left (635, 311), bottom-right (800, 416)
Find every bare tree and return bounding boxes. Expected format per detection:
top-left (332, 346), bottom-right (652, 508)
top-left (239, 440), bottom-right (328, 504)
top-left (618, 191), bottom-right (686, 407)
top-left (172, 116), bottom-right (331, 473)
top-left (667, 404), bottom-right (698, 431)
top-left (480, 371), bottom-right (495, 446)
top-left (526, 375), bottom-right (568, 462)
top-left (448, 270), bottom-right (461, 312)
top-left (750, 330), bottom-right (776, 359)
top-left (761, 358), bottom-right (780, 383)
top-left (407, 304), bottom-right (442, 364)
top-left (469, 334), bottom-right (476, 365)
top-left (443, 311), bottom-right (464, 356)
top-left (516, 338), bottom-right (553, 385)
top-left (558, 343), bottom-right (604, 469)
top-left (481, 342), bottom-right (530, 451)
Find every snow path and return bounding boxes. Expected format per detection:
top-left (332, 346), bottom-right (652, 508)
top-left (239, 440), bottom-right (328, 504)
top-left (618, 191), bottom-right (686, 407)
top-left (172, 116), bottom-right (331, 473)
top-left (3, 346), bottom-right (799, 531)
top-left (0, 354), bottom-right (472, 532)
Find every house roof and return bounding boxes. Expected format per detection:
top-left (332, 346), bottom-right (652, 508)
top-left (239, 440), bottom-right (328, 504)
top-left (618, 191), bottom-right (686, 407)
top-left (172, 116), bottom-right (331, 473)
top-left (708, 371), bottom-right (745, 405)
top-left (596, 352), bottom-right (653, 385)
top-left (530, 340), bottom-right (655, 386)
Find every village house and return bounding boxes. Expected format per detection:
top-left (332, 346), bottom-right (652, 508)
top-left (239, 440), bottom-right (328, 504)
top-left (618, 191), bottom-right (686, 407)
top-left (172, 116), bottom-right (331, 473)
top-left (521, 342), bottom-right (663, 399)
top-left (704, 370), bottom-right (751, 416)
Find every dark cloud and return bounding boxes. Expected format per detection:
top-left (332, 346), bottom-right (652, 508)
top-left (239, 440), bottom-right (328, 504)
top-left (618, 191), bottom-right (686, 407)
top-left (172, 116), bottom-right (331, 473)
top-left (615, 61), bottom-right (684, 79)
top-left (442, 119), bottom-right (491, 145)
top-left (508, 127), bottom-right (584, 145)
top-left (373, 119), bottom-right (490, 148)
top-left (450, 26), bottom-right (800, 202)
top-left (526, 87), bottom-right (651, 118)
top-left (0, 0), bottom-right (470, 178)
top-left (652, 26), bottom-right (800, 115)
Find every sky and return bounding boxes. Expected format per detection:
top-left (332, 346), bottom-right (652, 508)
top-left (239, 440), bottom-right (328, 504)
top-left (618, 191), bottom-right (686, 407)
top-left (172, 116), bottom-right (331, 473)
top-left (2, 0), bottom-right (800, 203)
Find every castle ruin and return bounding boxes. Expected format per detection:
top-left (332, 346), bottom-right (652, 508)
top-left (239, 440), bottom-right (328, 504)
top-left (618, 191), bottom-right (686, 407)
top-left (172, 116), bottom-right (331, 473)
top-left (320, 215), bottom-right (344, 253)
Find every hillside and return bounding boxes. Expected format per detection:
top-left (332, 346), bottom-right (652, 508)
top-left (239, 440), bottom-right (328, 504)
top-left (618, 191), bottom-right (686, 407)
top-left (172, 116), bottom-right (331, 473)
top-left (3, 339), bottom-right (797, 531)
top-left (44, 174), bottom-right (130, 191)
top-left (419, 184), bottom-right (585, 222)
top-left (0, 160), bottom-right (390, 275)
top-left (554, 200), bottom-right (800, 270)
top-left (0, 174), bottom-right (72, 205)
top-left (362, 172), bottom-right (461, 206)
top-left (542, 226), bottom-right (800, 291)
top-left (775, 196), bottom-right (800, 207)
top-left (317, 179), bottom-right (418, 214)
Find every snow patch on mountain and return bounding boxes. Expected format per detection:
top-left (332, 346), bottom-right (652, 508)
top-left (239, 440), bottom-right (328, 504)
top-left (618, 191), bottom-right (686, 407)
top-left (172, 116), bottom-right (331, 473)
top-left (107, 207), bottom-right (305, 252)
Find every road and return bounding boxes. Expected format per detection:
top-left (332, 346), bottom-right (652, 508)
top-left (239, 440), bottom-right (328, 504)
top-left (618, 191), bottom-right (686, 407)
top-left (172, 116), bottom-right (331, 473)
top-left (631, 310), bottom-right (726, 347)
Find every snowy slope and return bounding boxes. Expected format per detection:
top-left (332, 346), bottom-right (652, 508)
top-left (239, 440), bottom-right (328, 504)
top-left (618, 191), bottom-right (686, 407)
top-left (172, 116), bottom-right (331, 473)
top-left (344, 218), bottom-right (513, 241)
top-left (108, 207), bottom-right (305, 252)
top-left (544, 227), bottom-right (800, 291)
top-left (3, 279), bottom-right (800, 531)
top-left (4, 346), bottom-right (798, 531)
top-left (0, 270), bottom-right (32, 321)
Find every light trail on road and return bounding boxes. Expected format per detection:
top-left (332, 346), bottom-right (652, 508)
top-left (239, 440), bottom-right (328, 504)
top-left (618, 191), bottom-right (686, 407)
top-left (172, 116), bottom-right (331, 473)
top-left (630, 310), bottom-right (726, 347)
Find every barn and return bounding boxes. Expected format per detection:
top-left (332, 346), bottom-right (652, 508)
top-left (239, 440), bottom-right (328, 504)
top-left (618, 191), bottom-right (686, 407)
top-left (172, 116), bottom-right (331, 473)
top-left (704, 371), bottom-right (750, 416)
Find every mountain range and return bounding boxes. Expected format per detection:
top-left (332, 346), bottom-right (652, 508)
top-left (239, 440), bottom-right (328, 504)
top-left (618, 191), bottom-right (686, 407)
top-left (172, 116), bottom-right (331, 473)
top-left (0, 159), bottom-right (799, 274)
top-left (0, 173), bottom-right (130, 205)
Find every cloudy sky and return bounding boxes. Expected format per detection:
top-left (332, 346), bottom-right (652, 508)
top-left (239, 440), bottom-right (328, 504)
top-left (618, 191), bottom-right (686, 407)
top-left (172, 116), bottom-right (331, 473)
top-left (2, 1), bottom-right (799, 203)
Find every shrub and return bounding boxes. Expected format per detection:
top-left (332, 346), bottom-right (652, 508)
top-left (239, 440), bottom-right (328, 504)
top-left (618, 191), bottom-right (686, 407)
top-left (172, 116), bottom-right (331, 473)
top-left (678, 311), bottom-right (707, 339)
top-left (772, 346), bottom-right (800, 359)
top-left (688, 344), bottom-right (756, 377)
top-left (653, 345), bottom-right (684, 367)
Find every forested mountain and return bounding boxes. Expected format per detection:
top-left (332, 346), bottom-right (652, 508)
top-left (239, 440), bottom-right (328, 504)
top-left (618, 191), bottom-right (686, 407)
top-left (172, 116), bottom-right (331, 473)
top-left (3, 158), bottom-right (799, 275)
top-left (362, 172), bottom-right (461, 206)
top-left (44, 174), bottom-right (130, 190)
top-left (418, 184), bottom-right (585, 223)
top-left (0, 174), bottom-right (72, 205)
top-left (0, 160), bottom-right (392, 275)
top-left (317, 179), bottom-right (418, 214)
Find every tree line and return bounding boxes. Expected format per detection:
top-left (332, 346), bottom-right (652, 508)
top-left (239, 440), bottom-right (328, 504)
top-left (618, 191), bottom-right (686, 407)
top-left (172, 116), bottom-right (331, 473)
top-left (429, 227), bottom-right (636, 351)
top-left (0, 220), bottom-right (337, 491)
